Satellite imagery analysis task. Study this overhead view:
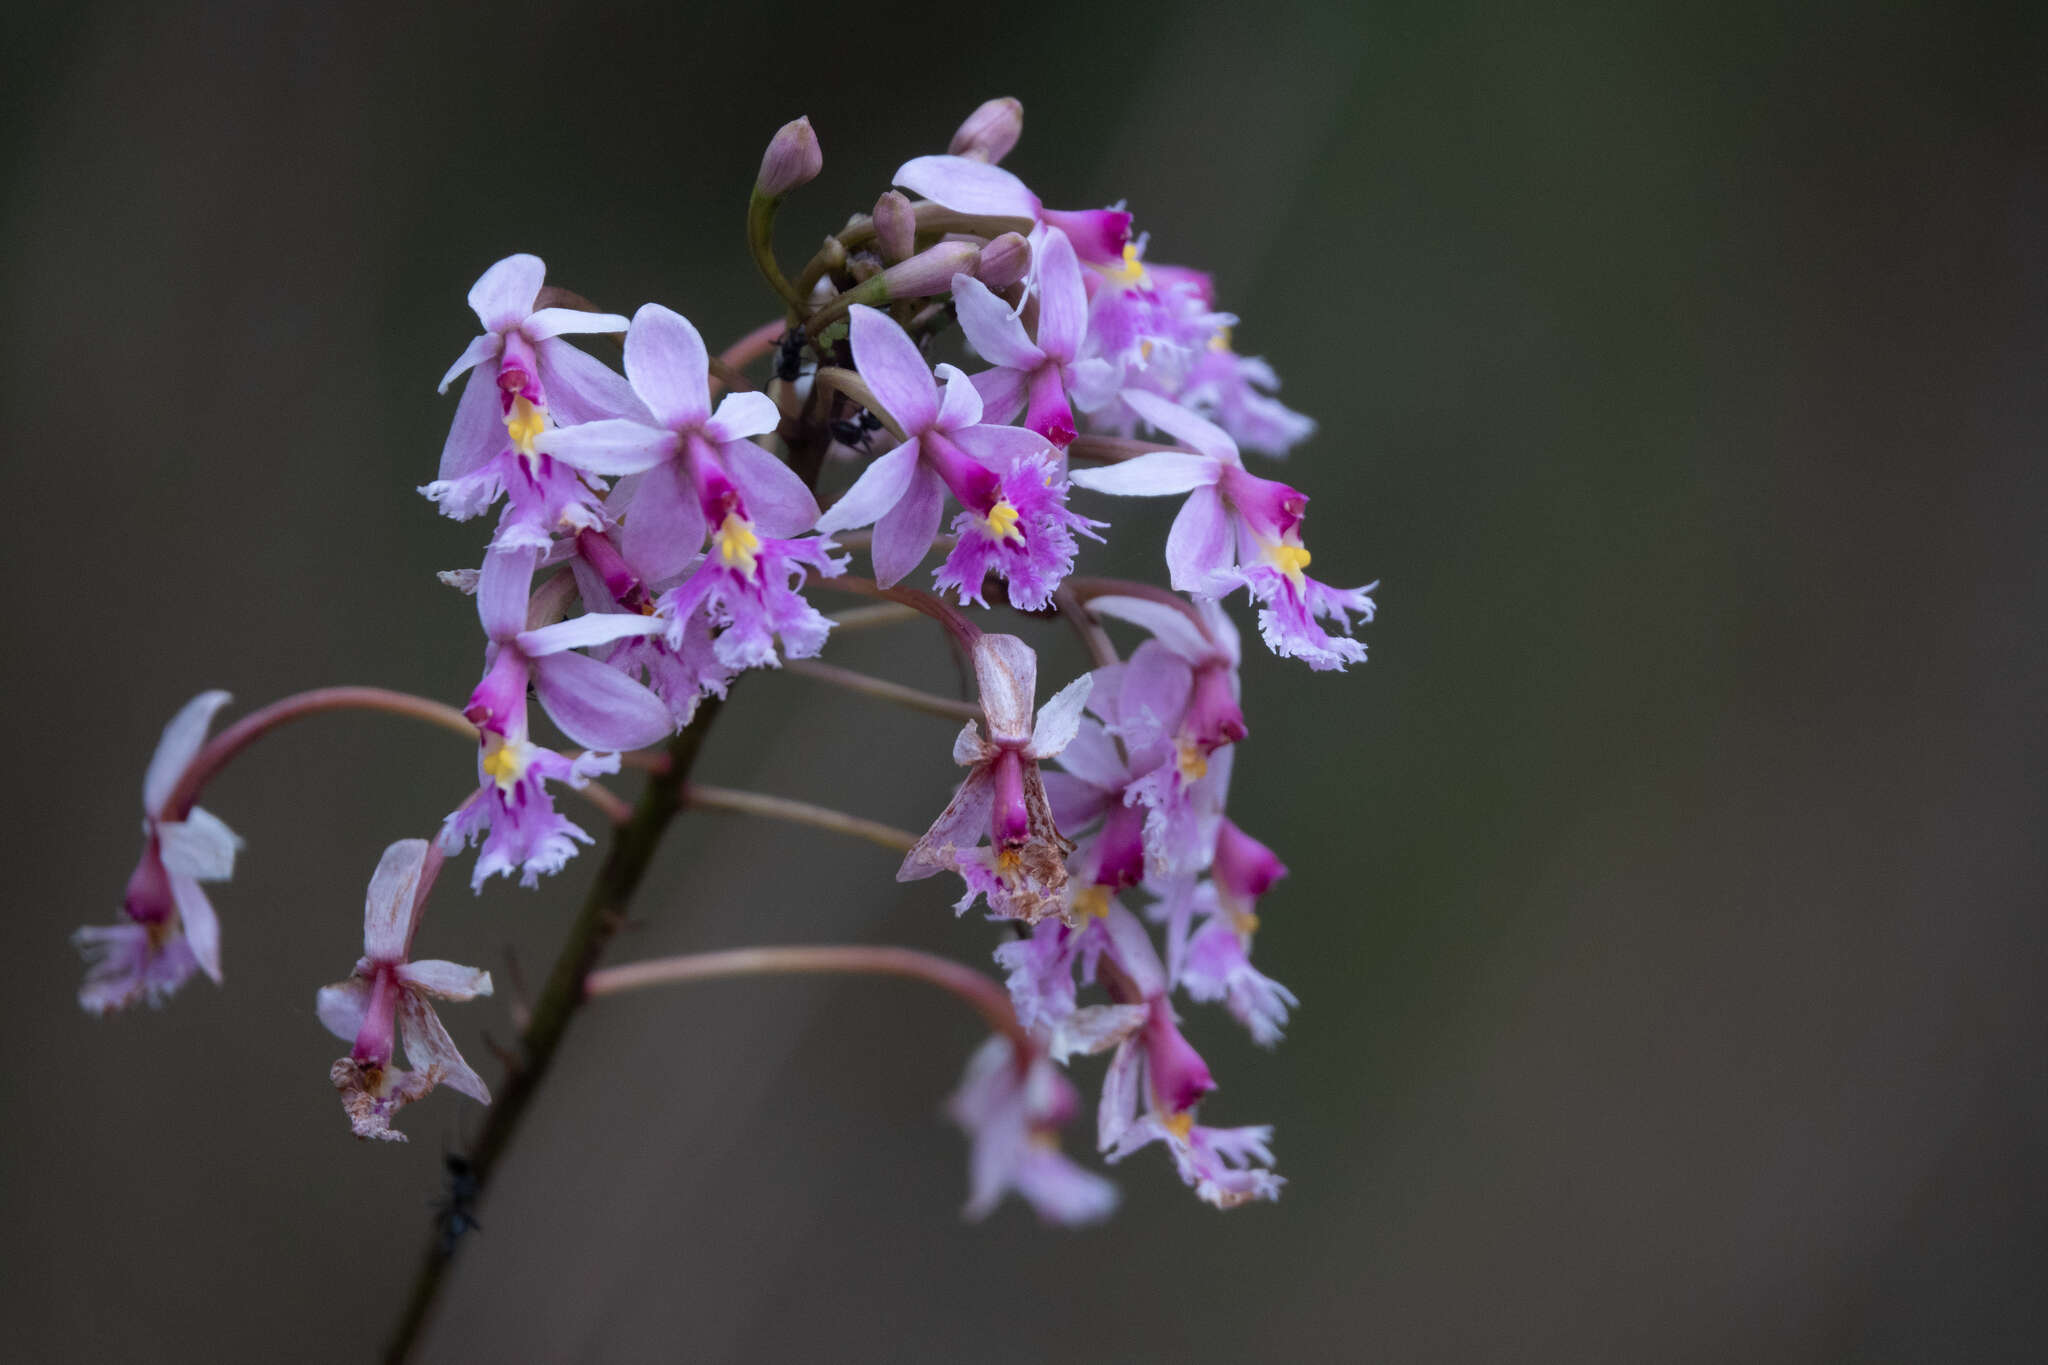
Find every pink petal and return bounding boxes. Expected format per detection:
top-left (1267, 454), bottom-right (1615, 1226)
top-left (316, 977), bottom-right (372, 1043)
top-left (1054, 719), bottom-right (1129, 791)
top-left (622, 462), bottom-right (706, 584)
top-left (720, 439), bottom-right (820, 538)
top-left (893, 155), bottom-right (1039, 217)
top-left (969, 366), bottom-right (1028, 427)
top-left (517, 612), bottom-right (666, 657)
top-left (848, 305), bottom-right (937, 433)
top-left (438, 332), bottom-right (501, 394)
top-left (1028, 675), bottom-right (1093, 758)
top-left (534, 336), bottom-right (644, 426)
top-left (156, 806), bottom-right (240, 880)
top-left (362, 838), bottom-right (430, 962)
top-left (623, 303), bottom-right (711, 431)
top-left (398, 993), bottom-right (490, 1104)
top-left (1068, 450), bottom-right (1220, 498)
top-left (1165, 487), bottom-right (1233, 594)
top-left (951, 274), bottom-right (1043, 371)
top-left (870, 462), bottom-right (946, 586)
top-left (899, 765), bottom-right (996, 882)
top-left (1032, 227), bottom-right (1087, 361)
top-left (467, 253), bottom-right (545, 333)
top-left (933, 364), bottom-right (985, 430)
top-left (435, 362), bottom-right (505, 482)
top-left (397, 959), bottom-right (494, 1001)
top-left (948, 422), bottom-right (1053, 471)
top-left (815, 439), bottom-right (921, 536)
top-left (1085, 595), bottom-right (1215, 661)
top-left (169, 872), bottom-right (222, 983)
top-left (972, 634), bottom-right (1040, 745)
top-left (531, 649), bottom-right (675, 751)
top-left (533, 418), bottom-right (679, 476)
top-left (143, 690), bottom-right (232, 815)
top-left (1120, 389), bottom-right (1240, 465)
top-left (476, 545), bottom-right (539, 642)
top-left (524, 306), bottom-right (629, 340)
top-left (702, 391), bottom-right (781, 443)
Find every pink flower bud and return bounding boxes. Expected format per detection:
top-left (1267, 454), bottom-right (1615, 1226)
top-left (973, 231), bottom-right (1031, 291)
top-left (756, 116), bottom-right (822, 198)
top-left (873, 190), bottom-right (915, 264)
top-left (879, 240), bottom-right (980, 300)
top-left (949, 97), bottom-right (1023, 164)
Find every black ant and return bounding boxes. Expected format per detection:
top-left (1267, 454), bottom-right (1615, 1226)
top-left (432, 1152), bottom-right (483, 1254)
top-left (773, 328), bottom-right (807, 383)
top-left (830, 408), bottom-right (885, 452)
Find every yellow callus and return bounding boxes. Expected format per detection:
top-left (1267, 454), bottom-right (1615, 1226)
top-left (480, 733), bottom-right (528, 792)
top-left (1162, 1110), bottom-right (1196, 1141)
top-left (983, 498), bottom-right (1025, 546)
top-left (1266, 541), bottom-right (1312, 583)
top-left (715, 513), bottom-right (762, 578)
top-left (505, 396), bottom-right (545, 456)
top-left (1107, 241), bottom-right (1146, 286)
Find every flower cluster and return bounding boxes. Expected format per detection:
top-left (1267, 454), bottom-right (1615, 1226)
top-left (74, 98), bottom-right (1376, 1235)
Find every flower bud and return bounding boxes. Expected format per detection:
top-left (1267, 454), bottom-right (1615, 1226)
top-left (755, 116), bottom-right (822, 198)
top-left (974, 232), bottom-right (1031, 291)
top-left (949, 97), bottom-right (1023, 164)
top-left (880, 240), bottom-right (980, 300)
top-left (873, 190), bottom-right (915, 263)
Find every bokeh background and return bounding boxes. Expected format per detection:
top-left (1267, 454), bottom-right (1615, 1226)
top-left (5, 2), bottom-right (2045, 1360)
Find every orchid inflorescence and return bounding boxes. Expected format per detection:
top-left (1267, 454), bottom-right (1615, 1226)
top-left (77, 97), bottom-right (1375, 1256)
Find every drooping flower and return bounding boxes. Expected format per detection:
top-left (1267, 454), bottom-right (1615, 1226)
top-left (947, 1035), bottom-right (1118, 1225)
top-left (441, 545), bottom-right (672, 890)
top-left (1177, 870), bottom-right (1296, 1047)
top-left (318, 839), bottom-right (493, 1142)
top-left (893, 156), bottom-right (1132, 265)
top-left (1088, 905), bottom-right (1284, 1209)
top-left (994, 917), bottom-right (1148, 1063)
top-left (74, 690), bottom-right (243, 1013)
top-left (817, 306), bottom-right (1096, 609)
top-left (1068, 390), bottom-right (1375, 670)
top-left (1077, 245), bottom-right (1235, 424)
top-left (951, 228), bottom-right (1113, 447)
top-left (421, 254), bottom-right (641, 548)
top-left (535, 304), bottom-right (842, 671)
top-left (900, 634), bottom-right (1091, 924)
top-left (1084, 592), bottom-right (1247, 755)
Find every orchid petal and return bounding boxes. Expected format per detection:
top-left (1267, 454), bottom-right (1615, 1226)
top-left (969, 366), bottom-right (1028, 427)
top-left (1165, 487), bottom-right (1234, 594)
top-left (398, 960), bottom-right (494, 1001)
top-left (848, 305), bottom-right (937, 433)
top-left (156, 806), bottom-right (240, 881)
top-left (143, 690), bottom-right (233, 815)
top-left (702, 390), bottom-right (782, 443)
top-left (623, 303), bottom-right (711, 431)
top-left (438, 332), bottom-right (501, 394)
top-left (1119, 389), bottom-right (1240, 465)
top-left (870, 463), bottom-right (945, 587)
top-left (169, 873), bottom-right (222, 983)
top-left (362, 838), bottom-right (430, 962)
top-left (621, 462), bottom-right (705, 584)
top-left (933, 363), bottom-right (985, 430)
top-left (1086, 595), bottom-right (1216, 661)
top-left (530, 649), bottom-right (674, 751)
top-left (476, 545), bottom-right (539, 642)
top-left (894, 155), bottom-right (1039, 218)
top-left (815, 440), bottom-right (920, 536)
top-left (951, 274), bottom-right (1043, 371)
top-left (972, 634), bottom-right (1040, 745)
top-left (435, 362), bottom-right (505, 482)
top-left (1042, 770), bottom-right (1112, 829)
top-left (1053, 720), bottom-right (1128, 791)
top-left (467, 253), bottom-right (545, 333)
top-left (948, 422), bottom-right (1055, 471)
top-left (316, 977), bottom-right (372, 1043)
top-left (1033, 228), bottom-right (1088, 361)
top-left (1068, 450), bottom-right (1220, 498)
top-left (532, 419), bottom-right (678, 476)
top-left (523, 306), bottom-right (629, 340)
top-left (534, 336), bottom-right (644, 426)
top-left (720, 439), bottom-right (820, 538)
top-left (1029, 674), bottom-right (1094, 758)
top-left (398, 992), bottom-right (490, 1104)
top-left (517, 612), bottom-right (666, 656)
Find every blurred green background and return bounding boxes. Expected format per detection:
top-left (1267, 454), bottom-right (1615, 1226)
top-left (5, 1), bottom-right (2045, 1360)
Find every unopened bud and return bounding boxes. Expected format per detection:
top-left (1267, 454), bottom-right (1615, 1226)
top-left (873, 190), bottom-right (916, 264)
top-left (949, 97), bottom-right (1023, 164)
top-left (880, 240), bottom-right (980, 299)
top-left (756, 116), bottom-right (822, 198)
top-left (974, 232), bottom-right (1031, 291)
